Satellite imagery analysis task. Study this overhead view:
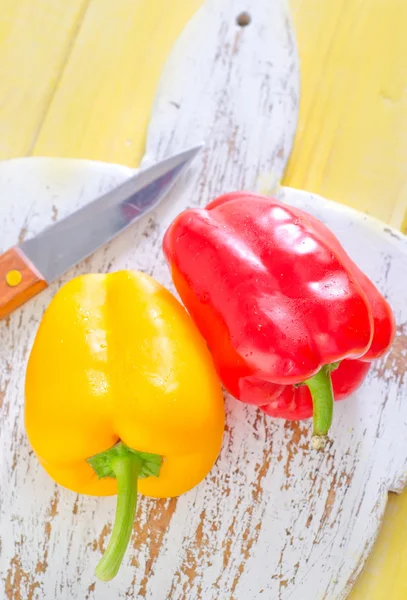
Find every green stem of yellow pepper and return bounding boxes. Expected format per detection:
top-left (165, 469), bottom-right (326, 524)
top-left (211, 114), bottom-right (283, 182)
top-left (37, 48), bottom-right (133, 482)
top-left (95, 452), bottom-right (140, 581)
top-left (87, 442), bottom-right (162, 581)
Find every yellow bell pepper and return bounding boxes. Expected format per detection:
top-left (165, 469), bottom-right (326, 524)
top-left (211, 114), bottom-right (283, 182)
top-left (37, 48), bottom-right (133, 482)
top-left (25, 271), bottom-right (224, 581)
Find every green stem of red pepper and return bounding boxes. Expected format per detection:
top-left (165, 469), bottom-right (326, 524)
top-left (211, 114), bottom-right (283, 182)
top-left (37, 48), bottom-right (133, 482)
top-left (304, 363), bottom-right (339, 450)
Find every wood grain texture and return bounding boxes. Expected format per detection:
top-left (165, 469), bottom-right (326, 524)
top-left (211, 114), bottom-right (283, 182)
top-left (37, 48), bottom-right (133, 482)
top-left (287, 0), bottom-right (407, 233)
top-left (351, 493), bottom-right (407, 600)
top-left (0, 0), bottom-right (87, 159)
top-left (31, 0), bottom-right (202, 165)
top-left (0, 248), bottom-right (47, 320)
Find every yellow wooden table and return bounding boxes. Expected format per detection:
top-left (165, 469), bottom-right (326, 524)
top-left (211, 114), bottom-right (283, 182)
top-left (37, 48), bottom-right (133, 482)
top-left (1, 0), bottom-right (406, 597)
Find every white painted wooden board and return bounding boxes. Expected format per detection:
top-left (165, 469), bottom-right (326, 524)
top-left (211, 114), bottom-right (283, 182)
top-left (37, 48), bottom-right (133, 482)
top-left (2, 0), bottom-right (406, 599)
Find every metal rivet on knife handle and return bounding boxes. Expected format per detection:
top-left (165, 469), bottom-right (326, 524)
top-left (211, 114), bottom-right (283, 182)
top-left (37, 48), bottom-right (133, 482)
top-left (0, 248), bottom-right (47, 320)
top-left (6, 269), bottom-right (23, 287)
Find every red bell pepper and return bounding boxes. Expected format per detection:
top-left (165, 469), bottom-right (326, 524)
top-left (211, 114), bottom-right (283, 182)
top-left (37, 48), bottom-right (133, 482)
top-left (163, 192), bottom-right (395, 449)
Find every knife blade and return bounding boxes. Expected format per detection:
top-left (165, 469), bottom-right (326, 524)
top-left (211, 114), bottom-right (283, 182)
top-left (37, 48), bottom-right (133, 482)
top-left (0, 145), bottom-right (202, 320)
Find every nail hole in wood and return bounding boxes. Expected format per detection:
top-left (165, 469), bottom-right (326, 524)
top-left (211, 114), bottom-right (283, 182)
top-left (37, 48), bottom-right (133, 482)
top-left (236, 12), bottom-right (251, 27)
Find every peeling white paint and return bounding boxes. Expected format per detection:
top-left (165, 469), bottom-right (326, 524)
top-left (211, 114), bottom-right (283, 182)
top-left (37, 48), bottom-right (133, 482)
top-left (2, 1), bottom-right (404, 599)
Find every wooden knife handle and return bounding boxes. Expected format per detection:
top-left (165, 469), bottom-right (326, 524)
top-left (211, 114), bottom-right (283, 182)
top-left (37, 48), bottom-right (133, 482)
top-left (0, 248), bottom-right (47, 320)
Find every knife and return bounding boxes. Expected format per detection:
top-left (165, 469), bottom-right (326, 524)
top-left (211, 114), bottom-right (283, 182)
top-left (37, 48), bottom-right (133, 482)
top-left (0, 145), bottom-right (202, 320)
